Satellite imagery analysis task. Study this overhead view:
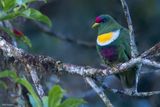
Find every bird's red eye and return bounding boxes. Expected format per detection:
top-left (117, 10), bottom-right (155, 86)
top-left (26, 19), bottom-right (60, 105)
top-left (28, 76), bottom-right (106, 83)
top-left (95, 16), bottom-right (103, 23)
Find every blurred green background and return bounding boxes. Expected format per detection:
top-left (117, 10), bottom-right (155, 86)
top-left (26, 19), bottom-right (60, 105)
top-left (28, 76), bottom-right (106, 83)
top-left (18, 0), bottom-right (160, 107)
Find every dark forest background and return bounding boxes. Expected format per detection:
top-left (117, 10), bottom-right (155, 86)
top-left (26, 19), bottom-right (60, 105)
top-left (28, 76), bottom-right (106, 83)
top-left (13, 0), bottom-right (160, 107)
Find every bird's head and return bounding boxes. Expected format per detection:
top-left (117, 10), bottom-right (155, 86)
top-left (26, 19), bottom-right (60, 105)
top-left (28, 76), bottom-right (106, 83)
top-left (92, 15), bottom-right (121, 46)
top-left (92, 15), bottom-right (115, 29)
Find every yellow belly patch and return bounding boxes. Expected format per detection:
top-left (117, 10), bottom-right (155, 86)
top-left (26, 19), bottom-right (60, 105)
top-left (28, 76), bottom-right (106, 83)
top-left (97, 32), bottom-right (113, 43)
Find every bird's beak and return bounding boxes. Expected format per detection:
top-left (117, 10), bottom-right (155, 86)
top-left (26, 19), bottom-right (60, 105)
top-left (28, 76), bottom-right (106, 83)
top-left (92, 23), bottom-right (100, 28)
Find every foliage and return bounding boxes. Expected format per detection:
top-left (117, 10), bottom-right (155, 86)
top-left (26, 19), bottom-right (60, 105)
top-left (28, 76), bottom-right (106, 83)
top-left (0, 70), bottom-right (86, 107)
top-left (0, 70), bottom-right (42, 106)
top-left (0, 0), bottom-right (52, 47)
top-left (29, 85), bottom-right (86, 107)
top-left (0, 1), bottom-right (86, 107)
top-left (0, 26), bottom-right (32, 47)
top-left (0, 0), bottom-right (51, 27)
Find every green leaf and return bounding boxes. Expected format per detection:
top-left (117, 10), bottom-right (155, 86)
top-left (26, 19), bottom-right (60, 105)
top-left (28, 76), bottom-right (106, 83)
top-left (28, 94), bottom-right (39, 107)
top-left (16, 78), bottom-right (42, 107)
top-left (0, 1), bottom-right (5, 8)
top-left (21, 35), bottom-right (32, 48)
top-left (0, 0), bottom-right (16, 11)
top-left (21, 8), bottom-right (52, 27)
top-left (58, 98), bottom-right (86, 107)
top-left (48, 85), bottom-right (64, 107)
top-left (0, 11), bottom-right (20, 21)
top-left (42, 96), bottom-right (48, 107)
top-left (0, 70), bottom-right (17, 79)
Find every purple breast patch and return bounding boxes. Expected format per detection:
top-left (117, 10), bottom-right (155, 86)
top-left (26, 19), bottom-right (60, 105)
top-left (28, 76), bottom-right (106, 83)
top-left (100, 46), bottom-right (118, 62)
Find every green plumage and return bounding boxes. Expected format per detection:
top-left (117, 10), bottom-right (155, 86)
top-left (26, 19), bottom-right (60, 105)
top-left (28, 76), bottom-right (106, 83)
top-left (93, 15), bottom-right (137, 89)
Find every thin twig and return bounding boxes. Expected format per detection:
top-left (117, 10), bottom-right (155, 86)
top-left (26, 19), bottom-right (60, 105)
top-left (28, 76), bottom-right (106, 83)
top-left (85, 77), bottom-right (113, 107)
top-left (120, 0), bottom-right (140, 92)
top-left (147, 53), bottom-right (160, 59)
top-left (14, 84), bottom-right (26, 107)
top-left (140, 69), bottom-right (160, 74)
top-left (103, 85), bottom-right (160, 97)
top-left (120, 0), bottom-right (138, 57)
top-left (141, 42), bottom-right (160, 58)
top-left (135, 64), bottom-right (142, 92)
top-left (142, 59), bottom-right (160, 68)
top-left (26, 65), bottom-right (45, 99)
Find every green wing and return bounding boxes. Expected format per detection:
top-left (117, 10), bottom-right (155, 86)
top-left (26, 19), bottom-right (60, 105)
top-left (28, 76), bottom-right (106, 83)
top-left (119, 28), bottom-right (137, 88)
top-left (120, 28), bottom-right (131, 60)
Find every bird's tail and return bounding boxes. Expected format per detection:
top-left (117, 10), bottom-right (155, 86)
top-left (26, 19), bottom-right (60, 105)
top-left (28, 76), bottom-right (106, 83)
top-left (116, 66), bottom-right (137, 90)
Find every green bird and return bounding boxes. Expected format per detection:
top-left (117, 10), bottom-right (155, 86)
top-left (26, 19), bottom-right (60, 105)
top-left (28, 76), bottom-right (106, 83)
top-left (92, 15), bottom-right (137, 89)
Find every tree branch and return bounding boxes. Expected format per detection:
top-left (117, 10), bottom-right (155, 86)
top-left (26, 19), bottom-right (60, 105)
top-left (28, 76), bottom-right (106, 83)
top-left (140, 69), bottom-right (160, 74)
top-left (141, 42), bottom-right (160, 58)
top-left (0, 36), bottom-right (160, 77)
top-left (85, 77), bottom-right (113, 107)
top-left (120, 0), bottom-right (140, 93)
top-left (103, 85), bottom-right (160, 97)
top-left (26, 65), bottom-right (45, 99)
top-left (120, 0), bottom-right (138, 57)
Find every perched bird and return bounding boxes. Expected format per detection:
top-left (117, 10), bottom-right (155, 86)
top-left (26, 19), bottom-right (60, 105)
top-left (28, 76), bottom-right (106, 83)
top-left (92, 15), bottom-right (137, 89)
